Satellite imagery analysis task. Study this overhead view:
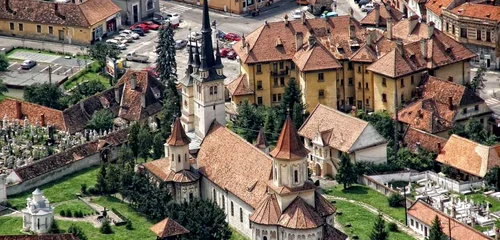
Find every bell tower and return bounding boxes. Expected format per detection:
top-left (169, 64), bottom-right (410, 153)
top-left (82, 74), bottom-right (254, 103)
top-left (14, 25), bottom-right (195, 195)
top-left (165, 118), bottom-right (191, 172)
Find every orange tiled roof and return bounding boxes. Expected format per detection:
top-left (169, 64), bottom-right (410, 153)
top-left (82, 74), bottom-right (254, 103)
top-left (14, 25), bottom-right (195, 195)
top-left (225, 74), bottom-right (254, 96)
top-left (278, 197), bottom-right (325, 229)
top-left (255, 128), bottom-right (269, 149)
top-left (292, 41), bottom-right (342, 72)
top-left (315, 192), bottom-right (336, 217)
top-left (142, 158), bottom-right (200, 182)
top-left (270, 116), bottom-right (309, 160)
top-left (360, 2), bottom-right (403, 27)
top-left (249, 194), bottom-right (281, 225)
top-left (167, 118), bottom-right (191, 146)
top-left (197, 122), bottom-right (272, 208)
top-left (408, 200), bottom-right (491, 240)
top-left (366, 46), bottom-right (427, 78)
top-left (150, 217), bottom-right (189, 238)
top-left (450, 3), bottom-right (500, 22)
top-left (0, 98), bottom-right (66, 130)
top-left (425, 0), bottom-right (454, 16)
top-left (349, 44), bottom-right (378, 63)
top-left (403, 127), bottom-right (447, 153)
top-left (78, 0), bottom-right (121, 25)
top-left (436, 134), bottom-right (500, 177)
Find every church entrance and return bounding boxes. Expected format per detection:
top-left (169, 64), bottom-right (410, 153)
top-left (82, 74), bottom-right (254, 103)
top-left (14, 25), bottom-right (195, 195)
top-left (315, 163), bottom-right (322, 177)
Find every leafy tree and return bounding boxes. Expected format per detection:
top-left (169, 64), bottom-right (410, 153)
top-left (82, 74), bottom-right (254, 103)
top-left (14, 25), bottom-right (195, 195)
top-left (466, 67), bottom-right (486, 93)
top-left (486, 166), bottom-right (500, 191)
top-left (235, 100), bottom-right (262, 142)
top-left (80, 183), bottom-right (87, 194)
top-left (263, 107), bottom-right (277, 142)
top-left (125, 220), bottom-right (133, 230)
top-left (160, 84), bottom-right (181, 139)
top-left (106, 164), bottom-right (121, 194)
top-left (95, 163), bottom-right (108, 194)
top-left (394, 148), bottom-right (435, 171)
top-left (428, 215), bottom-right (446, 240)
top-left (59, 91), bottom-right (83, 108)
top-left (152, 133), bottom-right (164, 160)
top-left (89, 42), bottom-right (120, 72)
top-left (128, 122), bottom-right (140, 160)
top-left (0, 54), bottom-right (9, 71)
top-left (388, 193), bottom-right (404, 207)
top-left (24, 83), bottom-right (62, 109)
top-left (156, 24), bottom-right (177, 85)
top-left (292, 102), bottom-right (304, 130)
top-left (138, 124), bottom-right (153, 161)
top-left (68, 224), bottom-right (87, 240)
top-left (99, 219), bottom-right (113, 234)
top-left (358, 110), bottom-right (395, 141)
top-left (335, 153), bottom-right (357, 189)
top-left (86, 109), bottom-right (114, 132)
top-left (117, 144), bottom-right (134, 168)
top-left (449, 118), bottom-right (496, 145)
top-left (370, 213), bottom-right (389, 240)
top-left (279, 78), bottom-right (304, 129)
top-left (171, 199), bottom-right (231, 240)
top-left (77, 79), bottom-right (106, 97)
top-left (0, 79), bottom-right (8, 95)
top-left (48, 220), bottom-right (61, 234)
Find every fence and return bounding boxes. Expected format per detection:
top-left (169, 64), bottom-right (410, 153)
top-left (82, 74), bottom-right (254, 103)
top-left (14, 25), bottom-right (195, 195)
top-left (360, 174), bottom-right (414, 207)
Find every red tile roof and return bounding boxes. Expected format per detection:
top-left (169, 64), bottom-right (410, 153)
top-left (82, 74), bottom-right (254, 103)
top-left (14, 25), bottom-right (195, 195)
top-left (366, 45), bottom-right (427, 78)
top-left (324, 224), bottom-right (348, 240)
top-left (249, 194), bottom-right (281, 225)
top-left (360, 2), bottom-right (403, 27)
top-left (0, 98), bottom-right (66, 130)
top-left (408, 200), bottom-right (491, 240)
top-left (270, 116), bottom-right (309, 160)
top-left (0, 235), bottom-right (78, 240)
top-left (292, 41), bottom-right (342, 72)
top-left (278, 197), bottom-right (325, 229)
top-left (425, 0), bottom-right (454, 16)
top-left (255, 128), bottom-right (269, 149)
top-left (315, 193), bottom-right (336, 217)
top-left (226, 74), bottom-right (254, 96)
top-left (167, 118), bottom-right (190, 146)
top-left (349, 44), bottom-right (378, 63)
top-left (197, 122), bottom-right (272, 208)
top-left (142, 158), bottom-right (200, 182)
top-left (150, 217), bottom-right (189, 238)
top-left (450, 3), bottom-right (500, 22)
top-left (403, 127), bottom-right (447, 153)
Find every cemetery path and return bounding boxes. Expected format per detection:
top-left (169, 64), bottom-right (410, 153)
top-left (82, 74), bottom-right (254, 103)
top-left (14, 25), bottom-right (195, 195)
top-left (323, 195), bottom-right (424, 240)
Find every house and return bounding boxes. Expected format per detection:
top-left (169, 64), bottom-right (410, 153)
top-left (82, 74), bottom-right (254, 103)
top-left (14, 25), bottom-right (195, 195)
top-left (435, 134), bottom-right (500, 179)
top-left (0, 0), bottom-right (121, 44)
top-left (111, 0), bottom-right (159, 25)
top-left (150, 217), bottom-right (189, 240)
top-left (406, 0), bottom-right (427, 20)
top-left (21, 189), bottom-right (54, 234)
top-left (407, 199), bottom-right (492, 239)
top-left (173, 0), bottom-right (270, 15)
top-left (0, 70), bottom-right (165, 134)
top-left (402, 126), bottom-right (447, 154)
top-left (398, 76), bottom-right (491, 138)
top-left (228, 12), bottom-right (475, 114)
top-left (298, 104), bottom-right (388, 177)
top-left (308, 0), bottom-right (333, 16)
top-left (360, 2), bottom-right (403, 28)
top-left (441, 2), bottom-right (500, 69)
top-left (424, 0), bottom-right (467, 30)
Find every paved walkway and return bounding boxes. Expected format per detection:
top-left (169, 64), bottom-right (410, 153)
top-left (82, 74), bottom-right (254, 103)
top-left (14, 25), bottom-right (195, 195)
top-left (323, 195), bottom-right (424, 240)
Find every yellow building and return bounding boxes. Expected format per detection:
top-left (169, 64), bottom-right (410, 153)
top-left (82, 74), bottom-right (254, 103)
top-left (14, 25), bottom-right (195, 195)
top-left (0, 0), bottom-right (121, 45)
top-left (174, 0), bottom-right (270, 15)
top-left (227, 15), bottom-right (476, 115)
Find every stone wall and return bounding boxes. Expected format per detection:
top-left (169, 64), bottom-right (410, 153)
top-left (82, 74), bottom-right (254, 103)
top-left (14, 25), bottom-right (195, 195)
top-left (0, 174), bottom-right (6, 203)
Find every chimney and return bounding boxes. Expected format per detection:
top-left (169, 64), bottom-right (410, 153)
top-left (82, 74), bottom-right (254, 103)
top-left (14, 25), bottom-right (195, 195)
top-left (241, 34), bottom-right (246, 47)
top-left (448, 96), bottom-right (453, 110)
top-left (351, 106), bottom-right (357, 117)
top-left (308, 35), bottom-right (316, 49)
top-left (40, 114), bottom-right (46, 127)
top-left (15, 101), bottom-right (22, 119)
top-left (114, 87), bottom-right (121, 104)
top-left (130, 73), bottom-right (137, 90)
top-left (387, 17), bottom-right (393, 40)
top-left (141, 93), bottom-right (146, 109)
top-left (284, 14), bottom-right (289, 26)
top-left (437, 142), bottom-right (442, 153)
top-left (302, 11), bottom-right (306, 25)
top-left (420, 39), bottom-right (427, 59)
top-left (374, 3), bottom-right (380, 27)
top-left (408, 15), bottom-right (419, 35)
top-left (349, 22), bottom-right (356, 40)
top-left (427, 21), bottom-right (435, 38)
top-left (417, 109), bottom-right (423, 118)
top-left (396, 40), bottom-right (403, 56)
top-left (245, 43), bottom-right (250, 54)
top-left (295, 32), bottom-right (304, 51)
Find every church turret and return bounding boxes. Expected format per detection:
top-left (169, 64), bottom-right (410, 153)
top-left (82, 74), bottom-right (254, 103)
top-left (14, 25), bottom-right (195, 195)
top-left (166, 118), bottom-right (191, 172)
top-left (214, 40), bottom-right (224, 75)
top-left (254, 128), bottom-right (269, 154)
top-left (200, 0), bottom-right (215, 67)
top-left (187, 40), bottom-right (194, 75)
top-left (194, 41), bottom-right (201, 72)
top-left (199, 43), bottom-right (209, 78)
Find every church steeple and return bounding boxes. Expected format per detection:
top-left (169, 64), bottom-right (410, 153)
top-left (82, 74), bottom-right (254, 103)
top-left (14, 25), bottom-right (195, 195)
top-left (166, 118), bottom-right (191, 172)
top-left (194, 41), bottom-right (201, 72)
top-left (201, 0), bottom-right (215, 68)
top-left (187, 40), bottom-right (194, 75)
top-left (214, 40), bottom-right (223, 75)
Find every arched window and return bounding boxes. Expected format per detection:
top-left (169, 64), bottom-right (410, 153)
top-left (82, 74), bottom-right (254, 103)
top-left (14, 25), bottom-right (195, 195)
top-left (213, 189), bottom-right (217, 202)
top-left (294, 170), bottom-right (299, 183)
top-left (214, 86), bottom-right (218, 94)
top-left (263, 237), bottom-right (268, 240)
top-left (189, 192), bottom-right (194, 202)
top-left (171, 154), bottom-right (174, 162)
top-left (178, 155), bottom-right (181, 162)
top-left (146, 0), bottom-right (154, 10)
top-left (231, 201), bottom-right (234, 216)
top-left (210, 86), bottom-right (214, 95)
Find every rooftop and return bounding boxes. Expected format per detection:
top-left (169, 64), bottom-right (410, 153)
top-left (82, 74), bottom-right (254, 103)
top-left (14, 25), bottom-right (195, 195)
top-left (360, 2), bottom-right (403, 27)
top-left (403, 127), bottom-right (448, 153)
top-left (270, 116), bottom-right (309, 160)
top-left (142, 158), bottom-right (200, 182)
top-left (150, 217), bottom-right (189, 238)
top-left (425, 0), bottom-right (455, 16)
top-left (450, 2), bottom-right (500, 22)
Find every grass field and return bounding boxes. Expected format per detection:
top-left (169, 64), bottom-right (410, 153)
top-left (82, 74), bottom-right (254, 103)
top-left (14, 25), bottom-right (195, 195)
top-left (325, 184), bottom-right (406, 223)
top-left (55, 200), bottom-right (98, 217)
top-left (8, 166), bottom-right (99, 210)
top-left (63, 72), bottom-right (111, 90)
top-left (335, 200), bottom-right (414, 240)
top-left (0, 217), bottom-right (23, 235)
top-left (230, 227), bottom-right (249, 240)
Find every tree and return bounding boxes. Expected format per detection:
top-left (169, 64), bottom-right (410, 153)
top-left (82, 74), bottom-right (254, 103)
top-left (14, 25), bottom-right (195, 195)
top-left (117, 144), bottom-right (134, 168)
top-left (99, 219), bottom-right (113, 234)
top-left (263, 107), bottom-right (277, 142)
top-left (77, 79), bottom-right (106, 97)
top-left (106, 164), bottom-right (121, 194)
top-left (428, 215), bottom-right (446, 240)
top-left (358, 110), bottom-right (395, 141)
top-left (486, 166), bottom-right (500, 191)
top-left (370, 213), bottom-right (389, 240)
top-left (172, 199), bottom-right (231, 240)
top-left (48, 220), bottom-right (61, 234)
top-left (125, 220), bottom-right (133, 230)
top-left (292, 102), bottom-right (304, 130)
top-left (138, 124), bottom-right (153, 161)
top-left (335, 153), bottom-right (357, 189)
top-left (0, 79), bottom-right (8, 95)
top-left (160, 84), bottom-right (181, 139)
top-left (152, 133), bottom-right (164, 160)
top-left (128, 122), bottom-right (140, 160)
top-left (279, 78), bottom-right (304, 129)
top-left (95, 163), bottom-right (108, 194)
top-left (89, 42), bottom-right (120, 71)
top-left (449, 118), bottom-right (496, 145)
top-left (156, 24), bottom-right (177, 85)
top-left (0, 54), bottom-right (9, 71)
top-left (68, 224), bottom-right (87, 240)
top-left (388, 193), bottom-right (404, 207)
top-left (24, 83), bottom-right (62, 109)
top-left (466, 67), bottom-right (486, 93)
top-left (86, 109), bottom-right (114, 131)
top-left (59, 91), bottom-right (83, 108)
top-left (235, 100), bottom-right (262, 142)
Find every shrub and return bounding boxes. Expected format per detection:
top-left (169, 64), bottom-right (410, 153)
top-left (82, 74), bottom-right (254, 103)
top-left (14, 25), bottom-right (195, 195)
top-left (59, 210), bottom-right (66, 217)
top-left (125, 220), bottom-right (133, 230)
top-left (388, 222), bottom-right (398, 232)
top-left (100, 219), bottom-right (113, 234)
top-left (388, 193), bottom-right (405, 207)
top-left (81, 184), bottom-right (88, 194)
top-left (66, 210), bottom-right (73, 218)
top-left (88, 186), bottom-right (100, 195)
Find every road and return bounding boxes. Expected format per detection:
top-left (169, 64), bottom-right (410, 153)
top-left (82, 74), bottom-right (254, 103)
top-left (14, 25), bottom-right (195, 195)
top-left (477, 68), bottom-right (500, 115)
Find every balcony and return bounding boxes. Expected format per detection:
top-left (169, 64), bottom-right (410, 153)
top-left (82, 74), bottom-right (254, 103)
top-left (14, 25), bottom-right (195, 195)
top-left (270, 67), bottom-right (289, 77)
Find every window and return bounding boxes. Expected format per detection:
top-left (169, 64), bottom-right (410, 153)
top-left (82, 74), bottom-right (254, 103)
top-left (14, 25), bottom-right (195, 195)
top-left (460, 28), bottom-right (467, 38)
top-left (340, 79), bottom-right (344, 85)
top-left (400, 78), bottom-right (404, 87)
top-left (424, 227), bottom-right (428, 237)
top-left (178, 155), bottom-right (181, 162)
top-left (401, 94), bottom-right (404, 104)
top-left (279, 61), bottom-right (284, 69)
top-left (185, 154), bottom-right (187, 162)
top-left (318, 73), bottom-right (324, 82)
top-left (477, 29), bottom-right (481, 40)
top-left (382, 94), bottom-right (387, 102)
top-left (210, 86), bottom-right (213, 94)
top-left (277, 93), bottom-right (282, 102)
top-left (416, 222), bottom-right (419, 229)
top-left (411, 76), bottom-right (414, 84)
top-left (452, 25), bottom-right (455, 35)
top-left (365, 68), bottom-right (369, 74)
top-left (365, 82), bottom-right (369, 89)
top-left (357, 66), bottom-right (361, 73)
top-left (480, 118), bottom-right (484, 124)
top-left (280, 77), bottom-right (285, 86)
top-left (446, 22), bottom-right (449, 32)
top-left (358, 82), bottom-right (362, 89)
top-left (222, 195), bottom-right (225, 210)
top-left (486, 31), bottom-right (491, 42)
top-left (231, 201), bottom-right (234, 216)
top-left (474, 105), bottom-right (479, 111)
top-left (171, 154), bottom-right (174, 162)
top-left (9, 22), bottom-right (14, 30)
top-left (257, 97), bottom-right (263, 105)
top-left (463, 108), bottom-right (468, 114)
top-left (272, 62), bottom-right (278, 72)
top-left (257, 81), bottom-right (263, 90)
top-left (366, 99), bottom-right (369, 105)
top-left (294, 170), bottom-right (298, 183)
top-left (348, 78), bottom-right (353, 86)
top-left (189, 193), bottom-right (194, 202)
top-left (318, 90), bottom-right (325, 98)
top-left (213, 189), bottom-right (217, 202)
top-left (411, 219), bottom-right (414, 226)
top-left (48, 26), bottom-right (53, 35)
top-left (290, 62), bottom-right (295, 70)
top-left (214, 86), bottom-right (218, 94)
top-left (263, 237), bottom-right (268, 240)
top-left (240, 208), bottom-right (243, 222)
top-left (18, 23), bottom-right (23, 31)
top-left (146, 0), bottom-right (154, 10)
top-left (272, 94), bottom-right (277, 102)
top-left (347, 62), bottom-right (353, 70)
top-left (36, 25), bottom-right (42, 33)
top-left (256, 64), bottom-right (262, 74)
top-left (273, 78), bottom-right (278, 87)
top-left (382, 78), bottom-right (386, 87)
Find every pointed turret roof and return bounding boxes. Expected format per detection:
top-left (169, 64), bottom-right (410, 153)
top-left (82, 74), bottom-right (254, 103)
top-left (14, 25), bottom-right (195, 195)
top-left (200, 0), bottom-right (215, 67)
top-left (150, 217), bottom-right (190, 238)
top-left (214, 40), bottom-right (223, 70)
top-left (166, 118), bottom-right (191, 146)
top-left (187, 40), bottom-right (194, 74)
top-left (194, 41), bottom-right (201, 68)
top-left (255, 128), bottom-right (269, 149)
top-left (270, 116), bottom-right (309, 160)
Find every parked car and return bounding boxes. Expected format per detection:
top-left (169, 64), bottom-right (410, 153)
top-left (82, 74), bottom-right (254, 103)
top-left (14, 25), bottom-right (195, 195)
top-left (219, 47), bottom-right (231, 57)
top-left (165, 12), bottom-right (181, 20)
top-left (126, 51), bottom-right (149, 63)
top-left (166, 16), bottom-right (180, 28)
top-left (118, 33), bottom-right (133, 42)
top-left (106, 39), bottom-right (127, 50)
top-left (321, 11), bottom-right (338, 18)
top-left (120, 30), bottom-right (140, 39)
top-left (216, 30), bottom-right (226, 40)
top-left (292, 9), bottom-right (302, 19)
top-left (361, 2), bottom-right (375, 11)
top-left (131, 28), bottom-right (145, 36)
top-left (175, 39), bottom-right (188, 50)
top-left (224, 33), bottom-right (241, 42)
top-left (226, 49), bottom-right (237, 59)
top-left (21, 60), bottom-right (36, 70)
top-left (358, 0), bottom-right (371, 7)
top-left (113, 36), bottom-right (129, 45)
top-left (144, 21), bottom-right (160, 30)
top-left (189, 31), bottom-right (202, 41)
top-left (130, 24), bottom-right (150, 33)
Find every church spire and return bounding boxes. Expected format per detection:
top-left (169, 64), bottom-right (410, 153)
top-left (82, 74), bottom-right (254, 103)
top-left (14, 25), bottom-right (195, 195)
top-left (187, 40), bottom-right (194, 75)
top-left (199, 41), bottom-right (209, 73)
top-left (194, 41), bottom-right (201, 70)
top-left (270, 115), bottom-right (309, 160)
top-left (214, 40), bottom-right (223, 75)
top-left (200, 0), bottom-right (215, 68)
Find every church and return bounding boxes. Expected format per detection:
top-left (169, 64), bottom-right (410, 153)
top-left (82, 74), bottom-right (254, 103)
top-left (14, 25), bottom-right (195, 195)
top-left (140, 0), bottom-right (347, 239)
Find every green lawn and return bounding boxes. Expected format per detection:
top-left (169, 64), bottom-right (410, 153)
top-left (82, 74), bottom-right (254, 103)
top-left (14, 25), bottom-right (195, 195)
top-left (461, 193), bottom-right (500, 212)
top-left (335, 200), bottom-right (414, 240)
top-left (325, 184), bottom-right (406, 223)
top-left (64, 72), bottom-right (111, 90)
top-left (230, 227), bottom-right (249, 240)
top-left (8, 167), bottom-right (99, 210)
top-left (0, 217), bottom-right (23, 235)
top-left (55, 200), bottom-right (98, 217)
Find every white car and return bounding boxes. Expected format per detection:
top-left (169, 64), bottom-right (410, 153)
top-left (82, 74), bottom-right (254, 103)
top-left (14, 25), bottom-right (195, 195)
top-left (361, 3), bottom-right (375, 12)
top-left (120, 30), bottom-right (140, 39)
top-left (119, 33), bottom-right (134, 42)
top-left (106, 39), bottom-right (127, 50)
top-left (189, 31), bottom-right (202, 41)
top-left (113, 36), bottom-right (129, 45)
top-left (292, 9), bottom-right (302, 19)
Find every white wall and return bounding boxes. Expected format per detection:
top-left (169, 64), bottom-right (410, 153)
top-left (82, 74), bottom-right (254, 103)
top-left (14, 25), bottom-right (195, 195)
top-left (408, 214), bottom-right (430, 238)
top-left (354, 143), bottom-right (388, 164)
top-left (0, 175), bottom-right (6, 203)
top-left (427, 11), bottom-right (442, 30)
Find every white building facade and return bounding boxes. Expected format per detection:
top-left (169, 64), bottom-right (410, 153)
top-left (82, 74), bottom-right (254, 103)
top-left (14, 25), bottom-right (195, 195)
top-left (21, 189), bottom-right (54, 234)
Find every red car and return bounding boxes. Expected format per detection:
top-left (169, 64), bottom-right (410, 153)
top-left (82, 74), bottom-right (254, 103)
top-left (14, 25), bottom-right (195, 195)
top-left (224, 33), bottom-right (241, 42)
top-left (144, 21), bottom-right (160, 30)
top-left (227, 49), bottom-right (237, 60)
top-left (130, 24), bottom-right (150, 33)
top-left (219, 48), bottom-right (232, 57)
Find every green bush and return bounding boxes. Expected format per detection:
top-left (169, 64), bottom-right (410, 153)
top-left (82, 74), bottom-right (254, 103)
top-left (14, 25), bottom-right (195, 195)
top-left (388, 193), bottom-right (405, 207)
top-left (100, 219), bottom-right (113, 234)
top-left (125, 220), bottom-right (133, 230)
top-left (81, 184), bottom-right (88, 194)
top-left (388, 222), bottom-right (398, 232)
top-left (66, 210), bottom-right (73, 218)
top-left (88, 186), bottom-right (100, 195)
top-left (59, 210), bottom-right (66, 217)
